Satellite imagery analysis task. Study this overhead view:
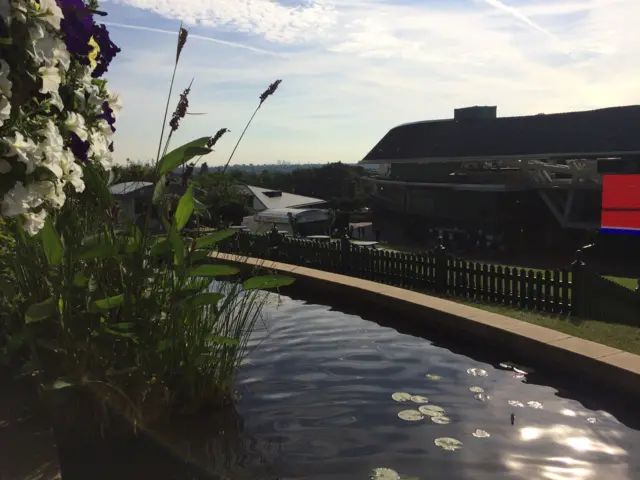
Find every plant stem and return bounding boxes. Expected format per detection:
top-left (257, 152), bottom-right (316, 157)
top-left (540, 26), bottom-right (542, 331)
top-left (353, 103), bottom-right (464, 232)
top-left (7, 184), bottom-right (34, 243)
top-left (155, 61), bottom-right (179, 173)
top-left (222, 104), bottom-right (261, 175)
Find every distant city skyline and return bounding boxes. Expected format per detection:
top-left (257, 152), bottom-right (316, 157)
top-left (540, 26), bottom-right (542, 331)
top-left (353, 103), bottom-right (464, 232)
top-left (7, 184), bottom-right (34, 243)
top-left (103, 0), bottom-right (640, 166)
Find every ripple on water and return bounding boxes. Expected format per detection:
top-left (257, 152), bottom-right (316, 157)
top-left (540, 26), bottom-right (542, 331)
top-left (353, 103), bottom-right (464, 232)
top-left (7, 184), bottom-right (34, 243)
top-left (229, 294), bottom-right (640, 480)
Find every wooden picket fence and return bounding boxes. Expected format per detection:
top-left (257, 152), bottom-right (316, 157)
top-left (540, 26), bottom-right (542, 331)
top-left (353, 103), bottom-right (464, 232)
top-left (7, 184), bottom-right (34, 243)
top-left (217, 232), bottom-right (640, 325)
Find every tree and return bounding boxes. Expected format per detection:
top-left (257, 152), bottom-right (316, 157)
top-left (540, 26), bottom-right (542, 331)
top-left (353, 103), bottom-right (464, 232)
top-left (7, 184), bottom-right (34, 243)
top-left (200, 162), bottom-right (209, 175)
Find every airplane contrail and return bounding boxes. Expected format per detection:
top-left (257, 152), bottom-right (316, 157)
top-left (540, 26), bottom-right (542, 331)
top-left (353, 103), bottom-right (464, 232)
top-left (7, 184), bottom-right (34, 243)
top-left (102, 21), bottom-right (284, 57)
top-left (481, 0), bottom-right (573, 56)
top-left (482, 0), bottom-right (558, 41)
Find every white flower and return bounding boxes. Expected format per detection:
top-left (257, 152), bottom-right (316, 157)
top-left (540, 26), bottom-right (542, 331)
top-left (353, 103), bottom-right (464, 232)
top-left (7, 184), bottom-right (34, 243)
top-left (64, 112), bottom-right (88, 141)
top-left (0, 95), bottom-right (10, 126)
top-left (0, 159), bottom-right (11, 174)
top-left (88, 130), bottom-right (112, 170)
top-left (38, 0), bottom-right (63, 31)
top-left (96, 119), bottom-right (113, 138)
top-left (36, 120), bottom-right (65, 178)
top-left (2, 131), bottom-right (39, 173)
top-left (29, 180), bottom-right (65, 209)
top-left (0, 59), bottom-right (11, 98)
top-left (23, 209), bottom-right (47, 236)
top-left (60, 150), bottom-right (84, 193)
top-left (38, 65), bottom-right (61, 94)
top-left (49, 90), bottom-right (64, 111)
top-left (73, 88), bottom-right (86, 110)
top-left (10, 0), bottom-right (26, 23)
top-left (107, 90), bottom-right (122, 120)
top-left (1, 182), bottom-right (32, 216)
top-left (30, 26), bottom-right (70, 71)
top-left (87, 88), bottom-right (104, 110)
top-left (0, 0), bottom-right (10, 24)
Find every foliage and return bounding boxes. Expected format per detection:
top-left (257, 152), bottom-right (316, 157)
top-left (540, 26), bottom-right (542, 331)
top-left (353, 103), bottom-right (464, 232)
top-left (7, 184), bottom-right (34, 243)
top-left (0, 0), bottom-right (121, 235)
top-left (0, 2), bottom-right (292, 425)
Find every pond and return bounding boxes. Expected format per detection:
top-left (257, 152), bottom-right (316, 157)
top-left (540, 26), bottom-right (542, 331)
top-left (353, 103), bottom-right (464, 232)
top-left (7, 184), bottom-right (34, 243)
top-left (224, 292), bottom-right (640, 480)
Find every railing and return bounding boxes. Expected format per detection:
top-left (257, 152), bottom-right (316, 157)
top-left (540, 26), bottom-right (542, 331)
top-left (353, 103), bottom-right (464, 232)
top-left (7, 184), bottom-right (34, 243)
top-left (218, 232), bottom-right (639, 325)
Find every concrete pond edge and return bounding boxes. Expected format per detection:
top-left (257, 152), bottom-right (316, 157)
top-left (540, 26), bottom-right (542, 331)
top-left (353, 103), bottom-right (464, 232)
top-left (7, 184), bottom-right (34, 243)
top-left (211, 252), bottom-right (640, 398)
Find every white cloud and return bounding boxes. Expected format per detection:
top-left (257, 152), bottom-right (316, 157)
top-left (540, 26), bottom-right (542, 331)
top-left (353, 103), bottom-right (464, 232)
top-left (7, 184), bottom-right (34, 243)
top-left (107, 0), bottom-right (338, 43)
top-left (104, 0), bottom-right (640, 165)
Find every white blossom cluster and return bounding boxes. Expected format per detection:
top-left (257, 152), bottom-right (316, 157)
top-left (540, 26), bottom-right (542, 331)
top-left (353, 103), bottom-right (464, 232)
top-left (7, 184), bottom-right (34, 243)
top-left (0, 0), bottom-right (121, 235)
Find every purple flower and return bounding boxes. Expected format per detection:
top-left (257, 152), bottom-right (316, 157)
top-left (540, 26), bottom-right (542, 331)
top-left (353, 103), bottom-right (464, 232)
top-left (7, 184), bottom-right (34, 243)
top-left (99, 102), bottom-right (116, 132)
top-left (70, 133), bottom-right (90, 163)
top-left (57, 0), bottom-right (94, 63)
top-left (55, 0), bottom-right (120, 76)
top-left (91, 24), bottom-right (121, 78)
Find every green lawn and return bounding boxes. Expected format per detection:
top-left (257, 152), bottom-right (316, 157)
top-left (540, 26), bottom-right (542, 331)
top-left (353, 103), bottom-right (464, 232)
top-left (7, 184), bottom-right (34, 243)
top-left (458, 299), bottom-right (640, 355)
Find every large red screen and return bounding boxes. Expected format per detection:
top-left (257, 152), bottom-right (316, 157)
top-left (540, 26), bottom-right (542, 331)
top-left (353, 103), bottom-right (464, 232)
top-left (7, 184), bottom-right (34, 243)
top-left (601, 174), bottom-right (640, 234)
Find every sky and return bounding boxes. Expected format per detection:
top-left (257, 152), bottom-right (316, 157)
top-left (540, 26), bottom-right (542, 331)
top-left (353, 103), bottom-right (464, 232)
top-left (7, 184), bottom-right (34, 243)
top-left (101, 0), bottom-right (640, 166)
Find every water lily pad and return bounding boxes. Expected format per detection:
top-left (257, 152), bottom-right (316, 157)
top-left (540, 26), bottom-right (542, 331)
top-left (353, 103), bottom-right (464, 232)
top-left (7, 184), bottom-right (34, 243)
top-left (469, 386), bottom-right (485, 393)
top-left (508, 400), bottom-right (524, 408)
top-left (431, 415), bottom-right (452, 425)
top-left (398, 410), bottom-right (424, 421)
top-left (472, 429), bottom-right (490, 438)
top-left (527, 401), bottom-right (543, 409)
top-left (392, 392), bottom-right (413, 403)
top-left (586, 417), bottom-right (598, 424)
top-left (410, 395), bottom-right (429, 404)
top-left (434, 437), bottom-right (463, 451)
top-left (418, 405), bottom-right (445, 417)
top-left (370, 468), bottom-right (400, 480)
top-left (467, 368), bottom-right (488, 377)
top-left (425, 373), bottom-right (441, 380)
top-left (473, 393), bottom-right (491, 402)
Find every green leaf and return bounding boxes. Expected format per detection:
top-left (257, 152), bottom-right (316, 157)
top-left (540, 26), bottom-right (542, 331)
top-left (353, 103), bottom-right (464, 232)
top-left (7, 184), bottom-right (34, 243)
top-left (174, 184), bottom-right (194, 230)
top-left (185, 264), bottom-right (239, 278)
top-left (93, 294), bottom-right (124, 310)
top-left (111, 322), bottom-right (135, 330)
top-left (206, 335), bottom-right (239, 345)
top-left (157, 339), bottom-right (172, 352)
top-left (51, 379), bottom-right (75, 390)
top-left (188, 250), bottom-right (210, 264)
top-left (103, 327), bottom-right (135, 339)
top-left (152, 176), bottom-right (166, 205)
top-left (194, 229), bottom-right (235, 249)
top-left (40, 217), bottom-right (63, 266)
top-left (183, 292), bottom-right (224, 308)
top-left (83, 163), bottom-right (113, 207)
top-left (73, 272), bottom-right (89, 287)
top-left (158, 137), bottom-right (212, 174)
top-left (243, 275), bottom-right (295, 291)
top-left (76, 243), bottom-right (114, 261)
top-left (149, 238), bottom-right (170, 256)
top-left (25, 297), bottom-right (55, 324)
top-left (166, 221), bottom-right (185, 266)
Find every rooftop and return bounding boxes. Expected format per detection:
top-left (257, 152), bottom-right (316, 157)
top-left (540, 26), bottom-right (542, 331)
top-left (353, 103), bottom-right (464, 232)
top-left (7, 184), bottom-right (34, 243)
top-left (247, 185), bottom-right (325, 210)
top-left (109, 181), bottom-right (153, 196)
top-left (361, 105), bottom-right (640, 164)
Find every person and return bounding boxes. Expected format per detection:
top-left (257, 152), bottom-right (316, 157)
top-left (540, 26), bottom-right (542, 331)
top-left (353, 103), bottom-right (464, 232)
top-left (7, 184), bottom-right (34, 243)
top-left (375, 230), bottom-right (381, 242)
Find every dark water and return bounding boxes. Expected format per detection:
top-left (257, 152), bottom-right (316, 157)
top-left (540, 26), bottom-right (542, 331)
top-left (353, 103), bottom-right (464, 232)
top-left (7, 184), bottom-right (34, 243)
top-left (219, 292), bottom-right (640, 480)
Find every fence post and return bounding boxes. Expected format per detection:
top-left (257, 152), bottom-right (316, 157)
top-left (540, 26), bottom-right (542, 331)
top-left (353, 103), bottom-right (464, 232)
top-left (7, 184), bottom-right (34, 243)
top-left (267, 225), bottom-right (281, 261)
top-left (433, 238), bottom-right (448, 295)
top-left (570, 249), bottom-right (587, 318)
top-left (341, 234), bottom-right (351, 275)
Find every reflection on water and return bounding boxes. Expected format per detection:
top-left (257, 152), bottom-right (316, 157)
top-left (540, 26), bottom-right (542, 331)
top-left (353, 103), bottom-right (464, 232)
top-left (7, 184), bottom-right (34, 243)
top-left (217, 293), bottom-right (640, 479)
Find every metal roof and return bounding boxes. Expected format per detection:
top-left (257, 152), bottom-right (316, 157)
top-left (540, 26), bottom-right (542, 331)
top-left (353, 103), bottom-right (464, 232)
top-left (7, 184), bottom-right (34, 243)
top-left (246, 185), bottom-right (325, 210)
top-left (361, 105), bottom-right (640, 164)
top-left (109, 182), bottom-right (153, 195)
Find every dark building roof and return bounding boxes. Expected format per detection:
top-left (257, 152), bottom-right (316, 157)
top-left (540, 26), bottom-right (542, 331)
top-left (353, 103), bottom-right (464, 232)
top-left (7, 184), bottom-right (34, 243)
top-left (361, 105), bottom-right (640, 163)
